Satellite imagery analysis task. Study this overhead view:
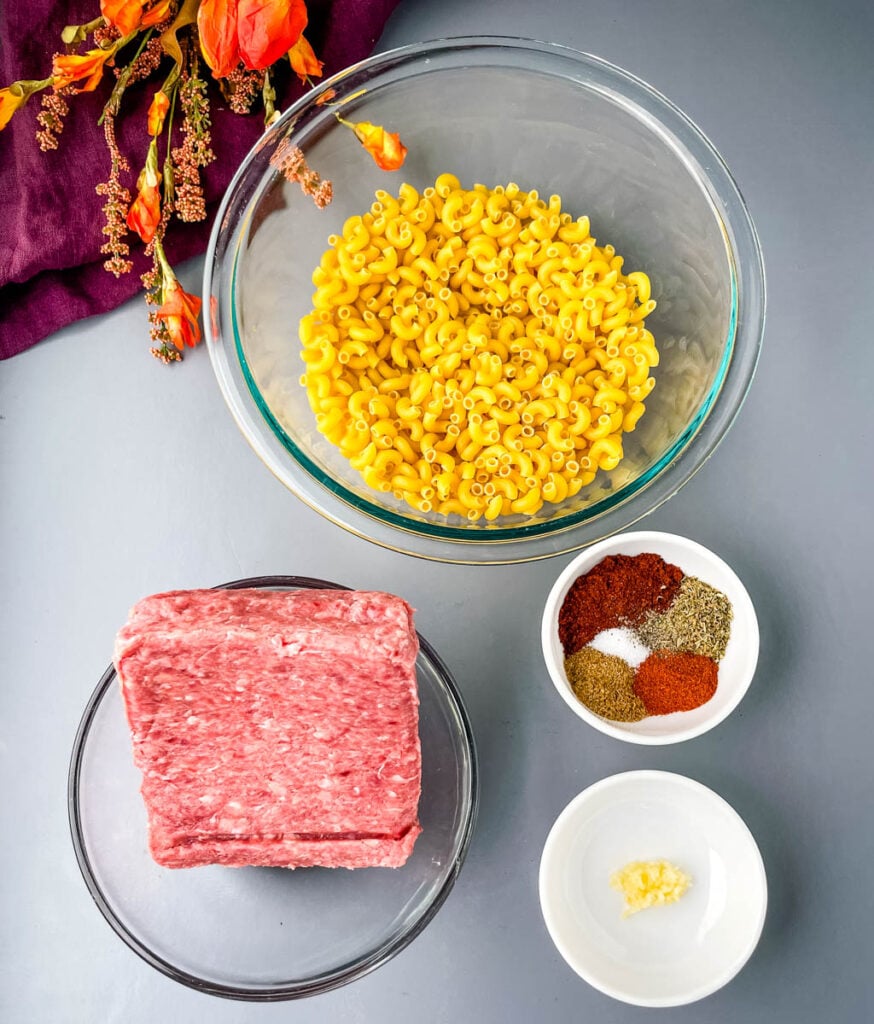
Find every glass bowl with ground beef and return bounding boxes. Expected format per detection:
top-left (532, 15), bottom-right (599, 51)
top-left (204, 37), bottom-right (765, 564)
top-left (541, 531), bottom-right (759, 744)
top-left (68, 576), bottom-right (478, 1000)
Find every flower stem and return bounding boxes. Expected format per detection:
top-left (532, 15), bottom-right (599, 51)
top-left (6, 77), bottom-right (54, 102)
top-left (99, 29), bottom-right (155, 125)
top-left (162, 77), bottom-right (179, 204)
top-left (166, 76), bottom-right (178, 142)
top-left (152, 232), bottom-right (174, 285)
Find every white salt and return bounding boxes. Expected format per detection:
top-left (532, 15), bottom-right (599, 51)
top-left (589, 627), bottom-right (651, 668)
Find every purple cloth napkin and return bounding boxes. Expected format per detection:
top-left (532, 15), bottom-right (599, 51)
top-left (0, 0), bottom-right (401, 359)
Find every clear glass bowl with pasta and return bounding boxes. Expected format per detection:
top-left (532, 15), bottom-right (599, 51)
top-left (204, 37), bottom-right (765, 563)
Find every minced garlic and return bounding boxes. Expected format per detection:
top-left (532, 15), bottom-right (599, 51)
top-left (610, 859), bottom-right (691, 917)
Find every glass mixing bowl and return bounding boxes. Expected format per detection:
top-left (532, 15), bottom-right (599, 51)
top-left (68, 577), bottom-right (477, 1000)
top-left (205, 37), bottom-right (764, 563)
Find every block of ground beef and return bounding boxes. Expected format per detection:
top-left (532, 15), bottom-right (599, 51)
top-left (114, 589), bottom-right (422, 869)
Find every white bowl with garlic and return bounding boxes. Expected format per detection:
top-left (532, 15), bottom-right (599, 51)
top-left (538, 771), bottom-right (767, 1006)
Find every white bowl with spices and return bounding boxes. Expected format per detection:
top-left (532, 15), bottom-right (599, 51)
top-left (541, 531), bottom-right (759, 744)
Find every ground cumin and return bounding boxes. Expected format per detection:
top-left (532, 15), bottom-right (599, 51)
top-left (565, 647), bottom-right (648, 722)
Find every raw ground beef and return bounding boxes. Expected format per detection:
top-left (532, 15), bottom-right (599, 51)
top-left (114, 589), bottom-right (422, 869)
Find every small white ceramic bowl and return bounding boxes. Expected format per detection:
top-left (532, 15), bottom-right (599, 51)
top-left (539, 770), bottom-right (767, 1007)
top-left (541, 531), bottom-right (759, 744)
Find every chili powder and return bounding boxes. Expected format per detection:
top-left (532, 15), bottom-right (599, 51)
top-left (558, 554), bottom-right (684, 656)
top-left (633, 650), bottom-right (718, 715)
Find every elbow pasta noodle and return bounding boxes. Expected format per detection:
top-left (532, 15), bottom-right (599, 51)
top-left (299, 176), bottom-right (659, 521)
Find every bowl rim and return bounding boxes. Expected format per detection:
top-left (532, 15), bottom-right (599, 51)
top-left (540, 531), bottom-right (760, 743)
top-left (538, 769), bottom-right (768, 1006)
top-left (67, 575), bottom-right (479, 1001)
top-left (204, 35), bottom-right (766, 563)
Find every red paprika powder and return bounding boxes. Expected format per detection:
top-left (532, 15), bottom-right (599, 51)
top-left (633, 650), bottom-right (718, 715)
top-left (558, 554), bottom-right (684, 655)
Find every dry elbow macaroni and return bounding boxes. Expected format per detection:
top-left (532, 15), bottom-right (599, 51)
top-left (299, 175), bottom-right (658, 521)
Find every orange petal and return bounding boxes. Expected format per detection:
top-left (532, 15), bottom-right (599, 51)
top-left (147, 90), bottom-right (170, 136)
top-left (352, 121), bottom-right (407, 172)
top-left (126, 184), bottom-right (161, 243)
top-left (100, 0), bottom-right (145, 36)
top-left (237, 0), bottom-right (307, 71)
top-left (0, 86), bottom-right (26, 130)
top-left (126, 156), bottom-right (161, 243)
top-left (314, 87), bottom-right (336, 106)
top-left (375, 131), bottom-right (407, 171)
top-left (158, 281), bottom-right (202, 349)
top-left (52, 50), bottom-right (112, 92)
top-left (288, 32), bottom-right (322, 83)
top-left (197, 0), bottom-right (241, 79)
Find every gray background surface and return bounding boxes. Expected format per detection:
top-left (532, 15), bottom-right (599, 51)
top-left (2, 0), bottom-right (873, 1021)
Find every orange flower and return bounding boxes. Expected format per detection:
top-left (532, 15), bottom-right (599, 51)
top-left (288, 32), bottom-right (322, 83)
top-left (126, 141), bottom-right (161, 243)
top-left (157, 278), bottom-right (203, 350)
top-left (237, 0), bottom-right (308, 70)
top-left (100, 0), bottom-right (170, 33)
top-left (0, 86), bottom-right (26, 130)
top-left (147, 90), bottom-right (170, 136)
top-left (199, 0), bottom-right (308, 77)
top-left (197, 0), bottom-right (242, 78)
top-left (52, 49), bottom-right (112, 92)
top-left (100, 0), bottom-right (140, 35)
top-left (350, 120), bottom-right (407, 171)
top-left (141, 0), bottom-right (174, 27)
top-left (100, 0), bottom-right (145, 35)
